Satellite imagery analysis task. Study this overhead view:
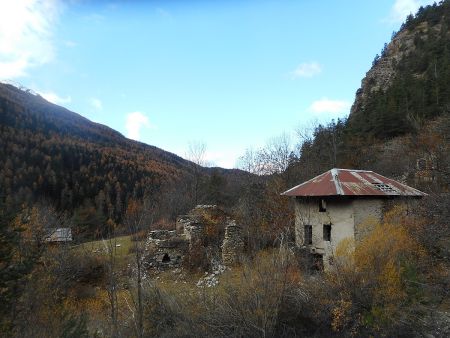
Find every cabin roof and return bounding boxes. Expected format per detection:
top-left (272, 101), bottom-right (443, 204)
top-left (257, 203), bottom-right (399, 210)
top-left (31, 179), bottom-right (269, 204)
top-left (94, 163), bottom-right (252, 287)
top-left (282, 168), bottom-right (426, 197)
top-left (45, 228), bottom-right (73, 242)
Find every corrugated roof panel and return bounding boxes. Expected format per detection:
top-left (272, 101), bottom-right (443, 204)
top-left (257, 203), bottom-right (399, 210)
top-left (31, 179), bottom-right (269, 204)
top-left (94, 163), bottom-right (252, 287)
top-left (282, 168), bottom-right (426, 197)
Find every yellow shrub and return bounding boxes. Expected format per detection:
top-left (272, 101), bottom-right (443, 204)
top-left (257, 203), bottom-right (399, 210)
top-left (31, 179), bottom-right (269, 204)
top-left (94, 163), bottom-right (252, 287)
top-left (329, 205), bottom-right (428, 333)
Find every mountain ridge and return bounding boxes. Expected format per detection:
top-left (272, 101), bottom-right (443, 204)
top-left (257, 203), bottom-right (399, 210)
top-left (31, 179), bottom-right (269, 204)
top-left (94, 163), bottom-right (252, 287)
top-left (0, 82), bottom-right (192, 167)
top-left (0, 82), bottom-right (252, 238)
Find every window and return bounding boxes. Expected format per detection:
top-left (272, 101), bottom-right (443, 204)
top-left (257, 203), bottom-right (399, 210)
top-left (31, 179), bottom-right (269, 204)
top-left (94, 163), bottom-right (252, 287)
top-left (323, 223), bottom-right (331, 241)
top-left (304, 225), bottom-right (312, 245)
top-left (319, 199), bottom-right (326, 212)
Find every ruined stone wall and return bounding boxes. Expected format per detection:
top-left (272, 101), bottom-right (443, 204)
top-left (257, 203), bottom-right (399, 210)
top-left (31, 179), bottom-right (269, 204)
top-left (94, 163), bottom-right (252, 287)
top-left (144, 230), bottom-right (189, 270)
top-left (183, 221), bottom-right (204, 244)
top-left (221, 220), bottom-right (244, 266)
top-left (145, 205), bottom-right (244, 271)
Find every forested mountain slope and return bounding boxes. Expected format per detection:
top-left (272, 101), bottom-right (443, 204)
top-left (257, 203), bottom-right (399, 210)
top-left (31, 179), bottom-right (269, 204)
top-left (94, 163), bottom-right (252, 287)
top-left (0, 82), bottom-right (251, 237)
top-left (348, 0), bottom-right (450, 139)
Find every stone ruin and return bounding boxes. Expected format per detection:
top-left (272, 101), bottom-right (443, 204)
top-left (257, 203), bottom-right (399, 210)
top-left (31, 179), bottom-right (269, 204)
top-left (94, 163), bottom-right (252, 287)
top-left (144, 230), bottom-right (188, 269)
top-left (144, 205), bottom-right (244, 271)
top-left (221, 220), bottom-right (244, 265)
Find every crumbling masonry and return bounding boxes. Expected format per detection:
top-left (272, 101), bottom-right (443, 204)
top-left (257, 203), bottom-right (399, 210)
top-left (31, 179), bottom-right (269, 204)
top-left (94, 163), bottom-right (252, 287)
top-left (221, 220), bottom-right (244, 265)
top-left (144, 205), bottom-right (244, 270)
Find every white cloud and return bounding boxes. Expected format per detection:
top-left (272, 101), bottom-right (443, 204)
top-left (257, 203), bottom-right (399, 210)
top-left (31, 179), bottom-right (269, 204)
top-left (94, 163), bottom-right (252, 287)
top-left (125, 111), bottom-right (154, 141)
top-left (0, 0), bottom-right (61, 80)
top-left (205, 149), bottom-right (241, 169)
top-left (388, 0), bottom-right (435, 23)
top-left (309, 98), bottom-right (351, 115)
top-left (90, 98), bottom-right (103, 110)
top-left (291, 62), bottom-right (322, 79)
top-left (38, 90), bottom-right (71, 105)
top-left (174, 145), bottom-right (241, 169)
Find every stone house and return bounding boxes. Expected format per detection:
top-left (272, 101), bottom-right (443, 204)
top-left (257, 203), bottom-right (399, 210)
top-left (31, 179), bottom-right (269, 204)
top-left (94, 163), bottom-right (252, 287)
top-left (282, 168), bottom-right (426, 271)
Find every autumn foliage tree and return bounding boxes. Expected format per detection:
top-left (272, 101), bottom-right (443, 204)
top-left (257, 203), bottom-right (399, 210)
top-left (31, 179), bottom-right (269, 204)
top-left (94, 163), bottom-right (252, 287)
top-left (0, 202), bottom-right (88, 337)
top-left (321, 207), bottom-right (432, 336)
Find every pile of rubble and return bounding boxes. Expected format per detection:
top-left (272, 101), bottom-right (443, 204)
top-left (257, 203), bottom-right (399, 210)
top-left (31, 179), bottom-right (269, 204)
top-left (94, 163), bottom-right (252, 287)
top-left (196, 263), bottom-right (227, 288)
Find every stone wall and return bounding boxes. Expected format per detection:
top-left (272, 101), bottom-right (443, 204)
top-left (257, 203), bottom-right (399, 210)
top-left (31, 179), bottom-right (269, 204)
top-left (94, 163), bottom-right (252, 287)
top-left (145, 205), bottom-right (244, 271)
top-left (221, 220), bottom-right (244, 266)
top-left (144, 230), bottom-right (189, 270)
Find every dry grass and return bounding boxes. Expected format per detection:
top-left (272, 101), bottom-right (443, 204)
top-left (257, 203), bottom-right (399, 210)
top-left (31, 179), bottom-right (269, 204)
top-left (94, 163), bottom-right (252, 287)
top-left (73, 235), bottom-right (137, 269)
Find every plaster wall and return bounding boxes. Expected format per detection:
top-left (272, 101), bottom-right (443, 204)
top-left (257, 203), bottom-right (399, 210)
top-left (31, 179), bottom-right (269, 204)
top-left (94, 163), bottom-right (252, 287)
top-left (295, 199), bottom-right (354, 268)
top-left (353, 199), bottom-right (384, 242)
top-left (295, 198), bottom-right (386, 270)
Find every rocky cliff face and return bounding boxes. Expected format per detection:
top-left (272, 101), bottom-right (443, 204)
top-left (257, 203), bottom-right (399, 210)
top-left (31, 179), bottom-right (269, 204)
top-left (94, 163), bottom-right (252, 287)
top-left (349, 1), bottom-right (450, 126)
top-left (350, 29), bottom-right (414, 117)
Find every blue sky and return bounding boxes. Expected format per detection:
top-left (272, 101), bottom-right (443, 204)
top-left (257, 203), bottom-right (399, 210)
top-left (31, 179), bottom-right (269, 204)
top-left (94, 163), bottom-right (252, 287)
top-left (0, 0), bottom-right (435, 167)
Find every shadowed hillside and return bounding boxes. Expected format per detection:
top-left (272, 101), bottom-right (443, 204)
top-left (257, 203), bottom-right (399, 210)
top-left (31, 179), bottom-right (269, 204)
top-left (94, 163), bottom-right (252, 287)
top-left (0, 82), bottom-right (252, 238)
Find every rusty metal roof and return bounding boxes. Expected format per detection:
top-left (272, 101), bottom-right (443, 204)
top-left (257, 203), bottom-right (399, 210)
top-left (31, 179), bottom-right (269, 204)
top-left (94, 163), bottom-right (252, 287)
top-left (282, 168), bottom-right (426, 197)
